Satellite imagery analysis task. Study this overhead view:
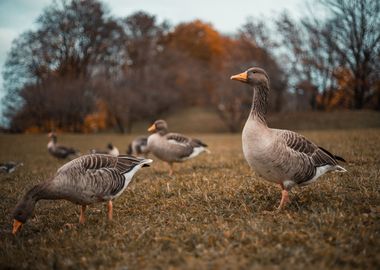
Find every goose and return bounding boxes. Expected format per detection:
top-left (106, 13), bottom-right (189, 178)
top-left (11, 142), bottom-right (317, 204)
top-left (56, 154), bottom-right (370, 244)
top-left (12, 154), bottom-right (152, 235)
top-left (230, 67), bottom-right (346, 209)
top-left (47, 132), bottom-right (79, 159)
top-left (127, 136), bottom-right (149, 157)
top-left (90, 143), bottom-right (119, 157)
top-left (108, 144), bottom-right (120, 156)
top-left (0, 162), bottom-right (23, 174)
top-left (147, 120), bottom-right (209, 176)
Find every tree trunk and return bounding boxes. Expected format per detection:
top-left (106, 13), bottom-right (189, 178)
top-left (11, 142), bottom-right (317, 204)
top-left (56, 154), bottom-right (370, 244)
top-left (126, 121), bottom-right (133, 134)
top-left (114, 116), bottom-right (125, 133)
top-left (354, 86), bottom-right (364, 109)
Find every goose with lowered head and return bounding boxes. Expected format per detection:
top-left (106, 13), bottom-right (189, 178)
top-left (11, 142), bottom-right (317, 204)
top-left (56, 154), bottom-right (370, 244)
top-left (12, 154), bottom-right (152, 234)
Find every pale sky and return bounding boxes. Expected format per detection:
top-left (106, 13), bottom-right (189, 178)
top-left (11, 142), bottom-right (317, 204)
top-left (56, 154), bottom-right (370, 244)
top-left (0, 0), bottom-right (305, 117)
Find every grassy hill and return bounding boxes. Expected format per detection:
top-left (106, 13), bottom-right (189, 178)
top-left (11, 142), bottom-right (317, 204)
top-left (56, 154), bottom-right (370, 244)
top-left (131, 108), bottom-right (380, 134)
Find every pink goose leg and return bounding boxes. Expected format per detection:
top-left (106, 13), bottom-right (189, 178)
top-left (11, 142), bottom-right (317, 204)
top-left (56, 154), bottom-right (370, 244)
top-left (278, 183), bottom-right (290, 209)
top-left (79, 205), bottom-right (86, 224)
top-left (107, 200), bottom-right (113, 221)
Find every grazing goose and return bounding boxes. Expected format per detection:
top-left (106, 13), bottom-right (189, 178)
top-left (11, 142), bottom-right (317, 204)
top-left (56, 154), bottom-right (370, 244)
top-left (147, 120), bottom-right (209, 176)
top-left (127, 136), bottom-right (149, 157)
top-left (90, 143), bottom-right (120, 157)
top-left (230, 67), bottom-right (346, 209)
top-left (47, 132), bottom-right (79, 159)
top-left (0, 162), bottom-right (23, 174)
top-left (12, 154), bottom-right (152, 234)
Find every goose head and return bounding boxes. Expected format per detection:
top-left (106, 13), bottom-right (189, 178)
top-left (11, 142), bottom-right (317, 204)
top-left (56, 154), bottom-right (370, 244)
top-left (48, 132), bottom-right (57, 143)
top-left (230, 67), bottom-right (269, 87)
top-left (107, 143), bottom-right (113, 150)
top-left (148, 120), bottom-right (168, 135)
top-left (12, 198), bottom-right (36, 235)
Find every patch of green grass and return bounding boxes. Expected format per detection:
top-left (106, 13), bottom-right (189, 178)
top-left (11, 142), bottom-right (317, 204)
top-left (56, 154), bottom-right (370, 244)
top-left (0, 130), bottom-right (379, 269)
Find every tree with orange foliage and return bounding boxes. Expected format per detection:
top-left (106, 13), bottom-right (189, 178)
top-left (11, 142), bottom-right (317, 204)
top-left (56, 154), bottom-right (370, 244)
top-left (83, 100), bottom-right (108, 133)
top-left (166, 20), bottom-right (226, 105)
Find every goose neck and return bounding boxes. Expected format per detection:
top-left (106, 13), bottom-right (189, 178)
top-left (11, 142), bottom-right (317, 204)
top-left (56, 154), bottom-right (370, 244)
top-left (250, 83), bottom-right (269, 125)
top-left (26, 181), bottom-right (61, 201)
top-left (25, 183), bottom-right (48, 201)
top-left (157, 129), bottom-right (168, 136)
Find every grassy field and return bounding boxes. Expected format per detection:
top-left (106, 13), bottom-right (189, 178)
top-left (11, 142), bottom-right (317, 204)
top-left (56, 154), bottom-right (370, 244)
top-left (0, 129), bottom-right (379, 269)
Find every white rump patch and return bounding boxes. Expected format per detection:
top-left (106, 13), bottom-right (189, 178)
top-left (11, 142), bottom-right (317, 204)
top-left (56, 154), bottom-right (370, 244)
top-left (186, 146), bottom-right (208, 160)
top-left (300, 164), bottom-right (347, 187)
top-left (112, 159), bottom-right (153, 198)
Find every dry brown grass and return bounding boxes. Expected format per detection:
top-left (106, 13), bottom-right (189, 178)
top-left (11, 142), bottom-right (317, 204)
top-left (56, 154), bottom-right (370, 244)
top-left (0, 129), bottom-right (379, 269)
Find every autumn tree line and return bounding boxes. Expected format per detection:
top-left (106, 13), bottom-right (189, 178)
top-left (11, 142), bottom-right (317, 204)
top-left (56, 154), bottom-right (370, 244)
top-left (2, 0), bottom-right (379, 133)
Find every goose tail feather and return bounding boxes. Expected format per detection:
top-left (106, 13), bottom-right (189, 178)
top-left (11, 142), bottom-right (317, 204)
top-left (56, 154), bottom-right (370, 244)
top-left (334, 155), bottom-right (346, 163)
top-left (334, 165), bottom-right (347, 172)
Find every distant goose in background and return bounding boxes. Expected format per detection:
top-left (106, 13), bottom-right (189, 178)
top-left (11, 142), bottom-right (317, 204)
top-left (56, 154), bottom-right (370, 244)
top-left (127, 136), bottom-right (149, 157)
top-left (230, 67), bottom-right (346, 209)
top-left (108, 143), bottom-right (119, 156)
top-left (90, 143), bottom-right (119, 157)
top-left (147, 120), bottom-right (210, 176)
top-left (12, 154), bottom-right (152, 235)
top-left (47, 132), bottom-right (79, 159)
top-left (0, 162), bottom-right (23, 174)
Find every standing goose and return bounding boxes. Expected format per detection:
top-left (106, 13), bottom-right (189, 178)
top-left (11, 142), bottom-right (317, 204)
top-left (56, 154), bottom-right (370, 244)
top-left (90, 143), bottom-right (120, 157)
top-left (127, 136), bottom-right (150, 157)
top-left (12, 154), bottom-right (152, 234)
top-left (47, 132), bottom-right (79, 159)
top-left (230, 67), bottom-right (346, 209)
top-left (147, 120), bottom-right (209, 176)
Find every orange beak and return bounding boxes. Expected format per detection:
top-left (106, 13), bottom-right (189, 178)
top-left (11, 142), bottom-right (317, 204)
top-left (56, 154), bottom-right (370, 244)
top-left (147, 124), bottom-right (156, 132)
top-left (230, 71), bottom-right (248, 82)
top-left (12, 219), bottom-right (23, 235)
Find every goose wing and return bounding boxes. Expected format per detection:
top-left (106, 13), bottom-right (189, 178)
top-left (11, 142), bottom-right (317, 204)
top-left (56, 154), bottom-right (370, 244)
top-left (280, 130), bottom-right (340, 166)
top-left (276, 130), bottom-right (345, 184)
top-left (166, 133), bottom-right (207, 148)
top-left (54, 145), bottom-right (77, 157)
top-left (56, 154), bottom-right (149, 198)
top-left (165, 133), bottom-right (208, 159)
